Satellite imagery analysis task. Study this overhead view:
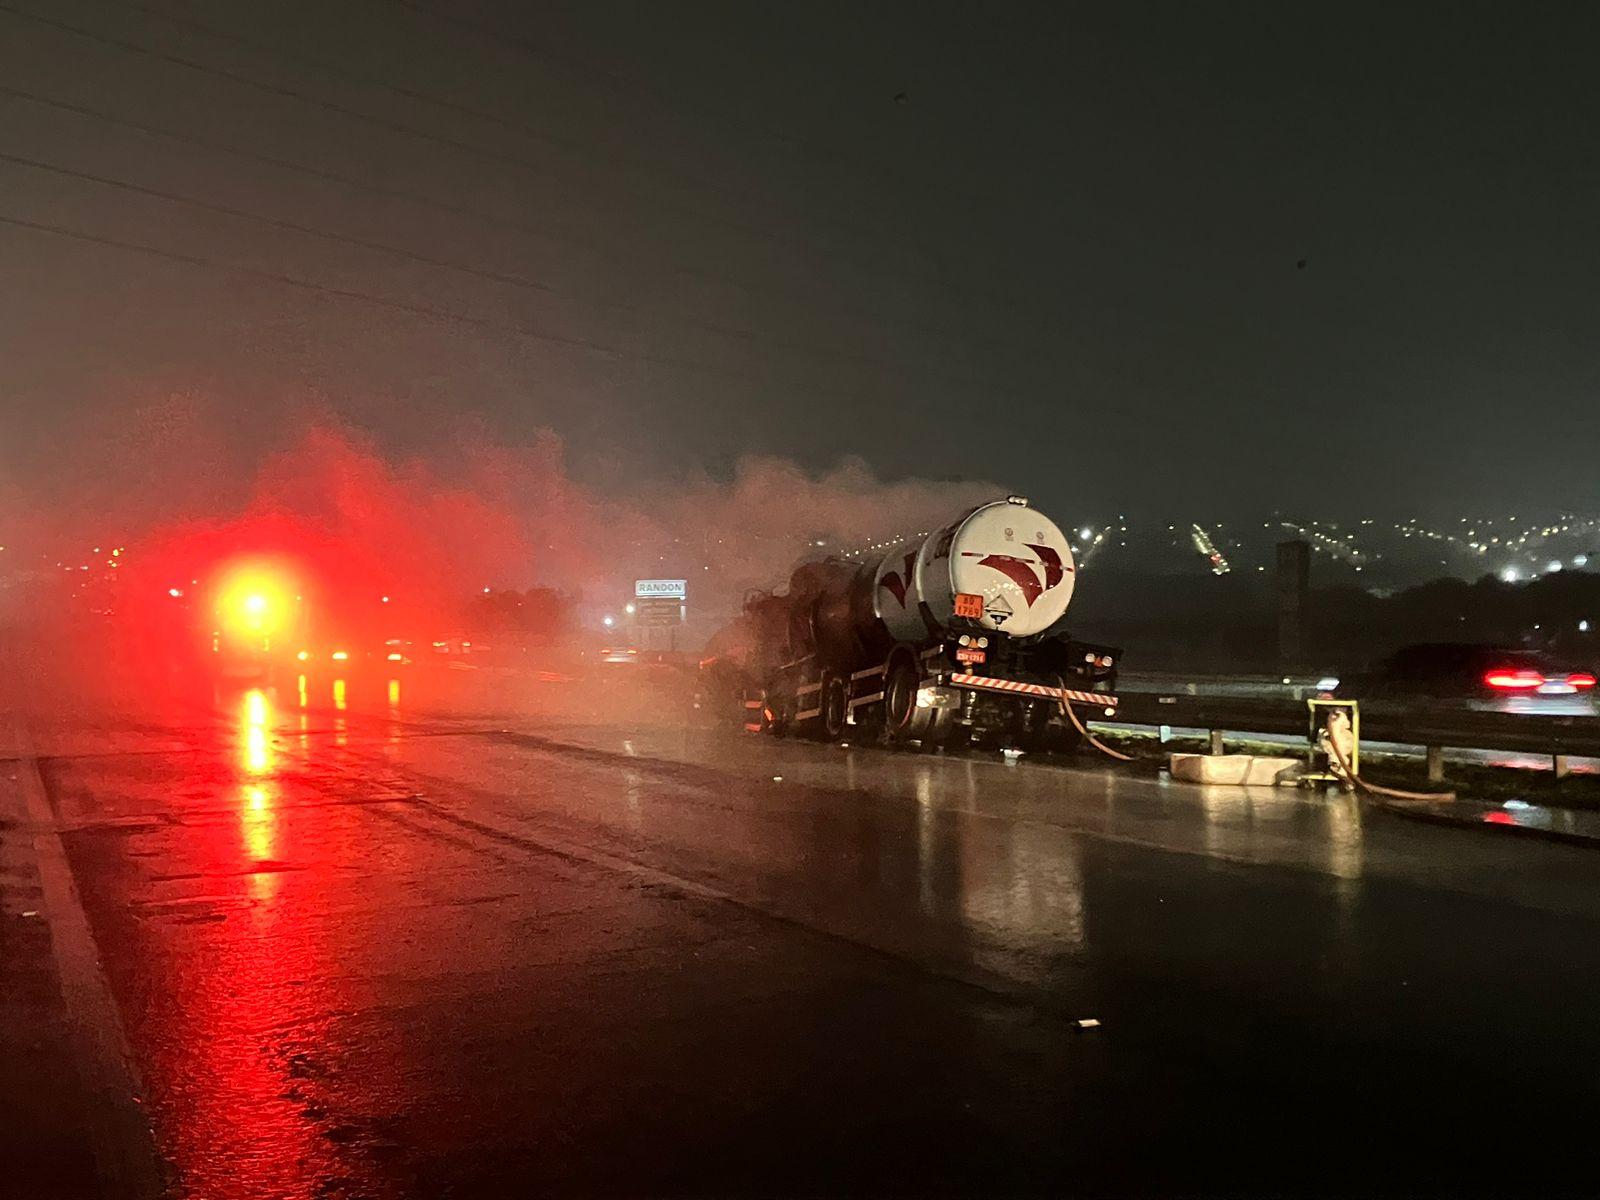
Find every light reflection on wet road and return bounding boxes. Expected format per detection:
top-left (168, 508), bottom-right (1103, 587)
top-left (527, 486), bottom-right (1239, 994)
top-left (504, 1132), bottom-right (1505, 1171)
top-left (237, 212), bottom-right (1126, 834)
top-left (29, 669), bottom-right (1600, 1196)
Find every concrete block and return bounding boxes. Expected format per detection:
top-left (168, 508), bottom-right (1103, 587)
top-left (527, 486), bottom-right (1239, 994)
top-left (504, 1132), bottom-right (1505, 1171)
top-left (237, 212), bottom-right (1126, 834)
top-left (1170, 753), bottom-right (1302, 786)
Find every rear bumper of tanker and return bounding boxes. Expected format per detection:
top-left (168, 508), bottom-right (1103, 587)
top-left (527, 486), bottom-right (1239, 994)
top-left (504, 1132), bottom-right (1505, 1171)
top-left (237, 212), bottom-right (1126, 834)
top-left (912, 673), bottom-right (1119, 718)
top-left (844, 644), bottom-right (1118, 717)
top-left (835, 666), bottom-right (1117, 716)
top-left (735, 645), bottom-right (1119, 747)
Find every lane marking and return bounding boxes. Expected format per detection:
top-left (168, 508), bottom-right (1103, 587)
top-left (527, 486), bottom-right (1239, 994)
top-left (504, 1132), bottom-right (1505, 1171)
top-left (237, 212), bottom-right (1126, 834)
top-left (15, 744), bottom-right (166, 1198)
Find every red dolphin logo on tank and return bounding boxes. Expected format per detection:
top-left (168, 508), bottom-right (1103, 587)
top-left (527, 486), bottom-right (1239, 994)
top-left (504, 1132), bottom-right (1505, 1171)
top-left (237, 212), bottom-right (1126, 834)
top-left (1025, 543), bottom-right (1066, 589)
top-left (973, 544), bottom-right (1069, 608)
top-left (878, 552), bottom-right (916, 608)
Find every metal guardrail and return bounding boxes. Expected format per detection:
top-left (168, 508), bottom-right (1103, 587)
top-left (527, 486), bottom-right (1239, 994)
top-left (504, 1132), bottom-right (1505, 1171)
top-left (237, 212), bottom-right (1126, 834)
top-left (1109, 692), bottom-right (1600, 764)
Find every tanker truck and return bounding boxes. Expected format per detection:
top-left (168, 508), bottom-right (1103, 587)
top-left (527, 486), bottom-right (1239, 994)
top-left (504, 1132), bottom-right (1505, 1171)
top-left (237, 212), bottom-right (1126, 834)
top-left (704, 495), bottom-right (1120, 751)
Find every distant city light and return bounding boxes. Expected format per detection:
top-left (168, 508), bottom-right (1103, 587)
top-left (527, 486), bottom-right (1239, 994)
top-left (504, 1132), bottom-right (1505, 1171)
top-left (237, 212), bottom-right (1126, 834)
top-left (1079, 527), bottom-right (1093, 542)
top-left (1577, 555), bottom-right (1590, 568)
top-left (1581, 620), bottom-right (1591, 633)
top-left (602, 615), bottom-right (615, 628)
top-left (1501, 567), bottom-right (1520, 583)
top-left (1547, 560), bottom-right (1563, 573)
top-left (168, 587), bottom-right (183, 598)
top-left (624, 602), bottom-right (636, 614)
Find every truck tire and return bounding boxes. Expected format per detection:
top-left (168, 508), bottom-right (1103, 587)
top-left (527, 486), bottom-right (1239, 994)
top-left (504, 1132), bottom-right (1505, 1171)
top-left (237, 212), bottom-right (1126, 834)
top-left (1011, 700), bottom-right (1080, 755)
top-left (883, 660), bottom-right (925, 745)
top-left (1047, 719), bottom-right (1086, 754)
top-left (1036, 703), bottom-right (1084, 754)
top-left (924, 705), bottom-right (959, 750)
top-left (819, 673), bottom-right (848, 741)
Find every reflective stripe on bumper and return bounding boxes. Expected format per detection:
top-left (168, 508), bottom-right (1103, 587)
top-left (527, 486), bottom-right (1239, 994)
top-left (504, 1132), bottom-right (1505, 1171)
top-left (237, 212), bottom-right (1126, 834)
top-left (948, 672), bottom-right (1118, 709)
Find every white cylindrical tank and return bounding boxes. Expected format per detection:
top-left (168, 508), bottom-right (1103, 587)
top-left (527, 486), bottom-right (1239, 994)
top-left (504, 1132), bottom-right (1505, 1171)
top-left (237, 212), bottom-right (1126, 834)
top-left (871, 497), bottom-right (1076, 642)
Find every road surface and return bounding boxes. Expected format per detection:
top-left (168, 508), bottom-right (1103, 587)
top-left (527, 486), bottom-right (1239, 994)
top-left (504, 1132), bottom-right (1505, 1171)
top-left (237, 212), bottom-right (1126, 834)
top-left (9, 666), bottom-right (1600, 1197)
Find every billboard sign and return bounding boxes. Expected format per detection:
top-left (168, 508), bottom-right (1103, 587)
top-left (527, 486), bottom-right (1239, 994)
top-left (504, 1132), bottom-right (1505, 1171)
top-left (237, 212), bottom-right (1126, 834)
top-left (635, 579), bottom-right (688, 599)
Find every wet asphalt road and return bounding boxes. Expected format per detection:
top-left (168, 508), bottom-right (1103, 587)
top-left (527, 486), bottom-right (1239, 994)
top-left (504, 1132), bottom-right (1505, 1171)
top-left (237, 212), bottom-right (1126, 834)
top-left (20, 668), bottom-right (1600, 1197)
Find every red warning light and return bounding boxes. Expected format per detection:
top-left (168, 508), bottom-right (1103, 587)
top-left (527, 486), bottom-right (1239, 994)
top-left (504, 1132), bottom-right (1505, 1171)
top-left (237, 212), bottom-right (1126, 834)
top-left (214, 561), bottom-right (295, 640)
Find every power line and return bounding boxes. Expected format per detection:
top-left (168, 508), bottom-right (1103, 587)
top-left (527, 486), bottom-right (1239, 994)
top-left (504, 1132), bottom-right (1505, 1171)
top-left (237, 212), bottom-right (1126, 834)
top-left (10, 1), bottom-right (1146, 381)
top-left (0, 16), bottom-right (1209, 410)
top-left (0, 84), bottom-right (653, 285)
top-left (0, 149), bottom-right (561, 296)
top-left (0, 211), bottom-right (616, 354)
top-left (0, 1), bottom-right (937, 297)
top-left (0, 82), bottom-right (1035, 377)
top-left (126, 0), bottom-right (912, 259)
top-left (0, 210), bottom-right (929, 407)
top-left (0, 153), bottom-right (1193, 430)
top-left (0, 144), bottom-right (1012, 385)
top-left (8, 200), bottom-right (1190, 428)
top-left (5, 4), bottom-right (1350, 411)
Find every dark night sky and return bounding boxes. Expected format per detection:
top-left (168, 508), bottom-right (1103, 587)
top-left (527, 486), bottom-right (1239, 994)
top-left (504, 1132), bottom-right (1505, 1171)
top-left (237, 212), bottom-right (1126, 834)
top-left (4, 0), bottom-right (1600, 526)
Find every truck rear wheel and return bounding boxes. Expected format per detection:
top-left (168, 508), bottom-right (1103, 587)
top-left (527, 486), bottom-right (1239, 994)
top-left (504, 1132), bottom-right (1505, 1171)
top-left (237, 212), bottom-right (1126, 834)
top-left (1007, 700), bottom-right (1079, 755)
top-left (1033, 700), bottom-right (1084, 754)
top-left (1046, 720), bottom-right (1085, 754)
top-left (884, 661), bottom-right (926, 745)
top-left (819, 674), bottom-right (848, 741)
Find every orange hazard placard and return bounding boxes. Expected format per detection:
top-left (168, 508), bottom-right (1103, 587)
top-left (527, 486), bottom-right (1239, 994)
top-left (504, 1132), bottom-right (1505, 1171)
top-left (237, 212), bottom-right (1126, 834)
top-left (953, 592), bottom-right (984, 619)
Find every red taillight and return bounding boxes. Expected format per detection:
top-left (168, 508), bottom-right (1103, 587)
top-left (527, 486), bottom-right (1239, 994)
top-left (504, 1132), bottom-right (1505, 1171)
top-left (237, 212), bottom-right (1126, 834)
top-left (1569, 673), bottom-right (1597, 689)
top-left (1484, 668), bottom-right (1544, 690)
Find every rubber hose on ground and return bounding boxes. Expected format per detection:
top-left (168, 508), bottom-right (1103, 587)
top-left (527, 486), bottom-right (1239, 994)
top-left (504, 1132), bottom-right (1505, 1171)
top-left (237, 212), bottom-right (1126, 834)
top-left (1324, 727), bottom-right (1456, 803)
top-left (1057, 678), bottom-right (1134, 762)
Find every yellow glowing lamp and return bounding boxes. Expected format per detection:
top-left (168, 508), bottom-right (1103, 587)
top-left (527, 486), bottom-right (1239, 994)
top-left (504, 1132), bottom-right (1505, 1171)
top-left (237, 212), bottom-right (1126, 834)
top-left (214, 562), bottom-right (294, 640)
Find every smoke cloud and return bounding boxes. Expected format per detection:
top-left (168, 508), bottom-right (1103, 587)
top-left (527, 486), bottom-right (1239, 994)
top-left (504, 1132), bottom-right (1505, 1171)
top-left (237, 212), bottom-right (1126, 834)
top-left (2, 393), bottom-right (1002, 659)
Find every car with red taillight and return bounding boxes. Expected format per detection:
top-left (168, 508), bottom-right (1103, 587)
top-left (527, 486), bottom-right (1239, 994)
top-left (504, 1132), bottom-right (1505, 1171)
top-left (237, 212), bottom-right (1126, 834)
top-left (1335, 643), bottom-right (1597, 714)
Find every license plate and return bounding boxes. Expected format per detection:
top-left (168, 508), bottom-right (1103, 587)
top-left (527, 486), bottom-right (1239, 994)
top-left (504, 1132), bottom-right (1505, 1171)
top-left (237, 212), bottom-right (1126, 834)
top-left (956, 647), bottom-right (986, 664)
top-left (953, 592), bottom-right (984, 619)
